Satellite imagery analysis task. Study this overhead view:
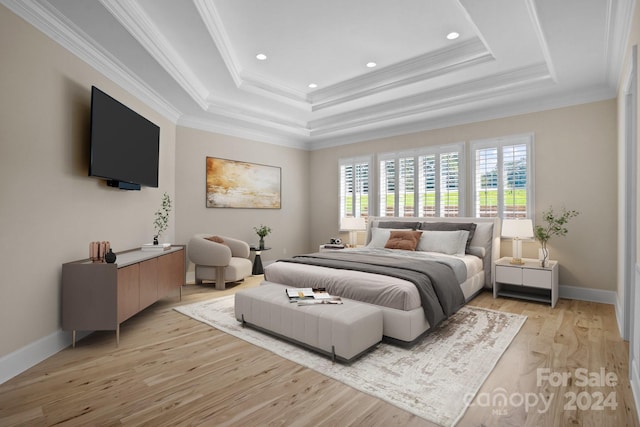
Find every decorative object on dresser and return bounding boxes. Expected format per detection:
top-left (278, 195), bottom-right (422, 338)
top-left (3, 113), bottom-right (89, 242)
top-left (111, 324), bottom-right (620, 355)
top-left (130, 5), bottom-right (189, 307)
top-left (89, 241), bottom-right (111, 263)
top-left (534, 206), bottom-right (580, 267)
top-left (62, 245), bottom-right (186, 347)
top-left (494, 257), bottom-right (559, 307)
top-left (175, 294), bottom-right (526, 426)
top-left (501, 218), bottom-right (534, 265)
top-left (253, 224), bottom-right (271, 249)
top-left (152, 192), bottom-right (172, 245)
top-left (340, 216), bottom-right (366, 247)
top-left (104, 248), bottom-right (116, 264)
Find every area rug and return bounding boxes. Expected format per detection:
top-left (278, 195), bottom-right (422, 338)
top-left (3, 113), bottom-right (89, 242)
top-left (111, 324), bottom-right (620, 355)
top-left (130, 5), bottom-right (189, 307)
top-left (174, 296), bottom-right (526, 427)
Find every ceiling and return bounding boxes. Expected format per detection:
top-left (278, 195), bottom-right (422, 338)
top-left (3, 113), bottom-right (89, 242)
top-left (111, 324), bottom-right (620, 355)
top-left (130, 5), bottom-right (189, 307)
top-left (3, 0), bottom-right (634, 150)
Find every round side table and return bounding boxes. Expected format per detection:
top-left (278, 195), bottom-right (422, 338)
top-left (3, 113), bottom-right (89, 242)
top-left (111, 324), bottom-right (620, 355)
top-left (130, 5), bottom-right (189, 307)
top-left (249, 246), bottom-right (271, 275)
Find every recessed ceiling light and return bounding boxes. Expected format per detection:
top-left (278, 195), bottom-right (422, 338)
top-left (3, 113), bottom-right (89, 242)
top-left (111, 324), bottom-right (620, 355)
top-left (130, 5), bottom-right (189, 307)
top-left (366, 62), bottom-right (377, 68)
top-left (256, 53), bottom-right (267, 60)
top-left (446, 32), bottom-right (460, 40)
top-left (308, 83), bottom-right (317, 89)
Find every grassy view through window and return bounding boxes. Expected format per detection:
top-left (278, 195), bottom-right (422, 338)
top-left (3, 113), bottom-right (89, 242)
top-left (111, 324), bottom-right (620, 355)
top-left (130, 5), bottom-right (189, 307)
top-left (345, 189), bottom-right (527, 217)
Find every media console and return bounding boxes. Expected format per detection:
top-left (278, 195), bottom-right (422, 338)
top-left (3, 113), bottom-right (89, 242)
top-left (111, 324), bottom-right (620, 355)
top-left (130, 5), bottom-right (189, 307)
top-left (62, 245), bottom-right (185, 347)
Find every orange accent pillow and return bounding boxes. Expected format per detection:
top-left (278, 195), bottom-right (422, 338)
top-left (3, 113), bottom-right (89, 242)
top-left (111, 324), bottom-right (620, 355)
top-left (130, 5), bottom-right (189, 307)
top-left (384, 230), bottom-right (423, 251)
top-left (205, 235), bottom-right (225, 244)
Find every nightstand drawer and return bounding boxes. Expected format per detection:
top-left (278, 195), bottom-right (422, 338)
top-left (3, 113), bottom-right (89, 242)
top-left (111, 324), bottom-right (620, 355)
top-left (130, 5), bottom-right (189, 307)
top-left (523, 269), bottom-right (552, 289)
top-left (495, 265), bottom-right (523, 285)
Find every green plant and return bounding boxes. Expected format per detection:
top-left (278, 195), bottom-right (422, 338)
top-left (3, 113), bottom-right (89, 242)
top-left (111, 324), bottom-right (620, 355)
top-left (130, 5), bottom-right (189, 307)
top-left (253, 224), bottom-right (271, 238)
top-left (534, 206), bottom-right (579, 265)
top-left (153, 192), bottom-right (172, 241)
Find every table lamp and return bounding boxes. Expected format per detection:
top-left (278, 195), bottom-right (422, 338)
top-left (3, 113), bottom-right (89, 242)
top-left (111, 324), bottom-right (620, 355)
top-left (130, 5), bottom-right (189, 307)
top-left (501, 219), bottom-right (534, 265)
top-left (341, 217), bottom-right (366, 247)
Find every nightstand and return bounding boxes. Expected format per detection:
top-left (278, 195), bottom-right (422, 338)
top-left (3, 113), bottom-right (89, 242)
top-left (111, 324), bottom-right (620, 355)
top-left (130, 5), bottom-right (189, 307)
top-left (493, 257), bottom-right (559, 307)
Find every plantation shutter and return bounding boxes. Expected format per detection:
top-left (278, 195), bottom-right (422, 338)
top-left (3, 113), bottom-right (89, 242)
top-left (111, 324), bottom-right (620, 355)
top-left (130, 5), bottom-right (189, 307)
top-left (471, 134), bottom-right (533, 219)
top-left (339, 156), bottom-right (371, 222)
top-left (378, 143), bottom-right (464, 217)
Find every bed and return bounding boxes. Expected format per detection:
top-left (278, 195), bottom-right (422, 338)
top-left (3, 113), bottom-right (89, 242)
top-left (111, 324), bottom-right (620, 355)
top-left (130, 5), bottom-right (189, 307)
top-left (263, 216), bottom-right (501, 345)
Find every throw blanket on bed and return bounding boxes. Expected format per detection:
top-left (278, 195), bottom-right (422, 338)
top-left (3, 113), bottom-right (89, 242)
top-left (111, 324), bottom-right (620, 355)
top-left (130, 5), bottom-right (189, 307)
top-left (277, 252), bottom-right (465, 328)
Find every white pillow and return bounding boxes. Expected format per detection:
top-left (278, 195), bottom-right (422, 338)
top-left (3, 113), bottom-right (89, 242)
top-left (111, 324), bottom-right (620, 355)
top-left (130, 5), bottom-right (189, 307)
top-left (367, 228), bottom-right (392, 248)
top-left (417, 230), bottom-right (469, 256)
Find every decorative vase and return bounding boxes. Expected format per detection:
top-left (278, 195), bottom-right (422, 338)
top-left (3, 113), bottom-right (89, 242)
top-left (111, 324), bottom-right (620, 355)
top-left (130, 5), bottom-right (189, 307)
top-left (105, 248), bottom-right (117, 264)
top-left (539, 247), bottom-right (549, 268)
top-left (259, 237), bottom-right (265, 250)
top-left (153, 236), bottom-right (159, 245)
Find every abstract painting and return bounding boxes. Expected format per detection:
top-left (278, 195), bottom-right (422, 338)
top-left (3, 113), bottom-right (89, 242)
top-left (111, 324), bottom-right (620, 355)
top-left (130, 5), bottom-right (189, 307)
top-left (206, 157), bottom-right (281, 209)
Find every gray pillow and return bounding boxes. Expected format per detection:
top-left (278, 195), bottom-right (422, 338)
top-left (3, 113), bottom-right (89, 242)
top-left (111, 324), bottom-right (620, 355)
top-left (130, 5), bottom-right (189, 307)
top-left (377, 221), bottom-right (420, 230)
top-left (419, 222), bottom-right (477, 253)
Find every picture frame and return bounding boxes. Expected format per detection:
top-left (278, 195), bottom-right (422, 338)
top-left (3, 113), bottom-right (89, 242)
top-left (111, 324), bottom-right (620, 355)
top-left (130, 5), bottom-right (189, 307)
top-left (206, 156), bottom-right (281, 209)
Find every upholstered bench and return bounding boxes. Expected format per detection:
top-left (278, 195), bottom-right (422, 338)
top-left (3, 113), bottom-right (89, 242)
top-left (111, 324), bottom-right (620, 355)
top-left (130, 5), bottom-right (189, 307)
top-left (234, 282), bottom-right (383, 363)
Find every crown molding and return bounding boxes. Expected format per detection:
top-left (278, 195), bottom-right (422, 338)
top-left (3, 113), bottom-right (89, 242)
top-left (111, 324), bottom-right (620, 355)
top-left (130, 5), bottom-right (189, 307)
top-left (307, 84), bottom-right (616, 151)
top-left (195, 2), bottom-right (497, 112)
top-left (99, 0), bottom-right (210, 110)
top-left (205, 99), bottom-right (309, 136)
top-left (524, 0), bottom-right (557, 81)
top-left (177, 114), bottom-right (312, 150)
top-left (308, 63), bottom-right (553, 135)
top-left (193, 0), bottom-right (242, 88)
top-left (236, 72), bottom-right (310, 109)
top-left (1, 0), bottom-right (625, 152)
top-left (309, 38), bottom-right (494, 111)
top-left (1, 0), bottom-right (181, 121)
top-left (604, 0), bottom-right (635, 90)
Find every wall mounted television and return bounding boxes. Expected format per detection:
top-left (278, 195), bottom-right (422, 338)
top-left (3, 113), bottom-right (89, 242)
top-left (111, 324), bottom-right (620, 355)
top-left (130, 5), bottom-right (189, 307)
top-left (89, 86), bottom-right (160, 190)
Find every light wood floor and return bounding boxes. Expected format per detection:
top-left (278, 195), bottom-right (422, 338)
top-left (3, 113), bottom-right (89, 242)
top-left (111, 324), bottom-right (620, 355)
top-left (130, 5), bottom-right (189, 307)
top-left (0, 276), bottom-right (637, 427)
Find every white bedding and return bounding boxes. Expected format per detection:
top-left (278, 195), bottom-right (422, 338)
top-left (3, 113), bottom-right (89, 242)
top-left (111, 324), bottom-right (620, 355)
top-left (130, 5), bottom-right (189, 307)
top-left (263, 249), bottom-right (483, 311)
top-left (263, 216), bottom-right (500, 344)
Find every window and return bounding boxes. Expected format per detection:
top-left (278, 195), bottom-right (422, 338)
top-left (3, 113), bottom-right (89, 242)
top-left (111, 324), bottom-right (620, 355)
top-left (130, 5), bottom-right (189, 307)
top-left (471, 134), bottom-right (533, 219)
top-left (378, 144), bottom-right (464, 217)
top-left (339, 156), bottom-right (371, 223)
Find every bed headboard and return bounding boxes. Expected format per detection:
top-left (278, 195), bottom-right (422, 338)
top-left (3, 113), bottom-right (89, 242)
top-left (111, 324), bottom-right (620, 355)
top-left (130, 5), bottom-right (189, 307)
top-left (366, 216), bottom-right (501, 288)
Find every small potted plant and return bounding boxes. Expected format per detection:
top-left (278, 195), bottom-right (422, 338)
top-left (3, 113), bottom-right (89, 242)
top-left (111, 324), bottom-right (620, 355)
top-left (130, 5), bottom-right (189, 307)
top-left (153, 192), bottom-right (172, 245)
top-left (253, 224), bottom-right (271, 249)
top-left (534, 206), bottom-right (579, 267)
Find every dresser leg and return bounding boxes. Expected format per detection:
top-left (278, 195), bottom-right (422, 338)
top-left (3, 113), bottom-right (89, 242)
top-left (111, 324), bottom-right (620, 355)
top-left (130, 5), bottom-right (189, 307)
top-left (116, 324), bottom-right (120, 348)
top-left (72, 330), bottom-right (76, 348)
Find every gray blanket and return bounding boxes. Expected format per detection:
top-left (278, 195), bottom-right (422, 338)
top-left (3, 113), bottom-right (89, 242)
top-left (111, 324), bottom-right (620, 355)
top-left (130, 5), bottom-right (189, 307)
top-left (278, 252), bottom-right (465, 328)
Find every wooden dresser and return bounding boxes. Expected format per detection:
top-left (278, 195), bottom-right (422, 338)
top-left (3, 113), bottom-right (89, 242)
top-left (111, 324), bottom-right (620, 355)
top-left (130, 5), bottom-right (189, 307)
top-left (62, 245), bottom-right (185, 347)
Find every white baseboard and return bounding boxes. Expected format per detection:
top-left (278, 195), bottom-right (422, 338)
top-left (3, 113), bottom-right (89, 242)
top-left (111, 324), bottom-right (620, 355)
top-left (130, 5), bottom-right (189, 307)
top-left (632, 357), bottom-right (640, 421)
top-left (0, 329), bottom-right (90, 385)
top-left (559, 284), bottom-right (618, 305)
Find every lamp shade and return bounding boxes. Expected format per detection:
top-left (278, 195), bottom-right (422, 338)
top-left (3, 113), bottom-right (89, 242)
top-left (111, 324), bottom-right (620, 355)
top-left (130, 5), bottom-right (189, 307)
top-left (341, 216), bottom-right (366, 231)
top-left (501, 219), bottom-right (534, 238)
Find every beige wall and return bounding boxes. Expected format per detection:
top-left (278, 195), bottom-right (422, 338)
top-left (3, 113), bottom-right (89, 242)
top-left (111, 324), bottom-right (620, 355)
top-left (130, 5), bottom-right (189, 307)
top-left (310, 100), bottom-right (617, 291)
top-left (0, 7), bottom-right (177, 357)
top-left (174, 127), bottom-right (310, 267)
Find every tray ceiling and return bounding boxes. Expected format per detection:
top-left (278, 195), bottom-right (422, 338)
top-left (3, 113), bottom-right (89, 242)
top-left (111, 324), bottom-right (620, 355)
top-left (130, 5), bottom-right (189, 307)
top-left (3, 0), bottom-right (633, 149)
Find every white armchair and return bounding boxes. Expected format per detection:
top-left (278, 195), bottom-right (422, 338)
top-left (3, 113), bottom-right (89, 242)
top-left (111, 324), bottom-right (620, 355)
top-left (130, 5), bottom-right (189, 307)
top-left (187, 234), bottom-right (253, 290)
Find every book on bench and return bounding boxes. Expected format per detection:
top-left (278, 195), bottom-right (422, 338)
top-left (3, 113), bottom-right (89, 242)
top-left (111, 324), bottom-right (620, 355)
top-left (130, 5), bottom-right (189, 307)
top-left (285, 287), bottom-right (342, 305)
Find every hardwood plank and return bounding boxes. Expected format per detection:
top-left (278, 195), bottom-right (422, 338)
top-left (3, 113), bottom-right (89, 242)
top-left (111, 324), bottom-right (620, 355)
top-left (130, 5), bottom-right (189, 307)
top-left (0, 279), bottom-right (637, 427)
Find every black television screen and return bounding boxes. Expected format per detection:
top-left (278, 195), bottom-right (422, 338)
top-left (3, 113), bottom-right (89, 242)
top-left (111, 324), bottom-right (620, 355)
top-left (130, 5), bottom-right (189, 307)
top-left (89, 86), bottom-right (160, 189)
